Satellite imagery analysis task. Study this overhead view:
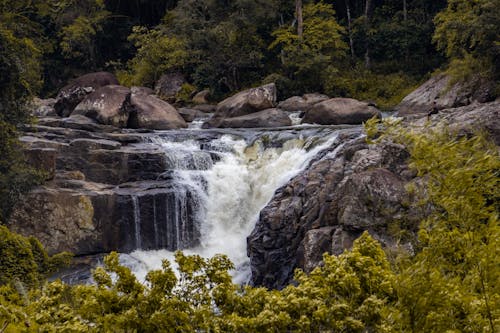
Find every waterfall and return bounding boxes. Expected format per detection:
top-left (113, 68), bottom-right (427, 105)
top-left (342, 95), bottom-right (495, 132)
top-left (120, 127), bottom-right (356, 283)
top-left (131, 195), bottom-right (141, 249)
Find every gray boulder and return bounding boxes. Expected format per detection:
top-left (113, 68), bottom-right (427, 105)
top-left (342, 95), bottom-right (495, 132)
top-left (54, 72), bottom-right (119, 117)
top-left (218, 108), bottom-right (292, 128)
top-left (278, 93), bottom-right (329, 112)
top-left (131, 86), bottom-right (154, 96)
top-left (206, 83), bottom-right (277, 127)
top-left (395, 74), bottom-right (496, 117)
top-left (303, 98), bottom-right (381, 125)
top-left (129, 94), bottom-right (187, 130)
top-left (72, 85), bottom-right (131, 127)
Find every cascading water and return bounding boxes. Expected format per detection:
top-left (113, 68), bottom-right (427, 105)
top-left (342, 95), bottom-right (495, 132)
top-left (121, 125), bottom-right (357, 284)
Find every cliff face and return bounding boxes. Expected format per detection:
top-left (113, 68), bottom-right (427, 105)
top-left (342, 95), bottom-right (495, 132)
top-left (248, 98), bottom-right (500, 289)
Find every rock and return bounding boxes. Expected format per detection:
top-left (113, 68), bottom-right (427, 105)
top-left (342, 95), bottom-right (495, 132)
top-left (154, 72), bottom-right (185, 103)
top-left (8, 184), bottom-right (114, 255)
top-left (296, 227), bottom-right (335, 273)
top-left (278, 93), bottom-right (329, 112)
top-left (69, 138), bottom-right (122, 151)
top-left (129, 94), bottom-right (187, 130)
top-left (303, 98), bottom-right (381, 125)
top-left (395, 74), bottom-right (496, 117)
top-left (178, 108), bottom-right (208, 122)
top-left (131, 86), bottom-right (154, 96)
top-left (192, 104), bottom-right (216, 113)
top-left (192, 89), bottom-right (211, 104)
top-left (248, 131), bottom-right (419, 289)
top-left (218, 108), bottom-right (292, 128)
top-left (31, 98), bottom-right (57, 117)
top-left (336, 168), bottom-right (409, 229)
top-left (54, 72), bottom-right (119, 117)
top-left (206, 83), bottom-right (277, 127)
top-left (23, 148), bottom-right (57, 180)
top-left (72, 85), bottom-right (131, 127)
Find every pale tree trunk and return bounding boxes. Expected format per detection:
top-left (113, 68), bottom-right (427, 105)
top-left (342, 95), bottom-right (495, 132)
top-left (364, 0), bottom-right (373, 69)
top-left (403, 0), bottom-right (409, 63)
top-left (345, 0), bottom-right (355, 61)
top-left (295, 0), bottom-right (303, 39)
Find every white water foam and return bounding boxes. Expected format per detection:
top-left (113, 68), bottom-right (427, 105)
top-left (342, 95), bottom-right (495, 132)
top-left (122, 131), bottom-right (341, 284)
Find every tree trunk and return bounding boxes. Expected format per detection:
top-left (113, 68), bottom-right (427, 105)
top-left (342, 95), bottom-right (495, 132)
top-left (345, 0), bottom-right (355, 61)
top-left (295, 0), bottom-right (303, 39)
top-left (364, 0), bottom-right (373, 69)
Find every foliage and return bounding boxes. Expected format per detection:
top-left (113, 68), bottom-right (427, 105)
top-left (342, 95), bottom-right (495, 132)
top-left (366, 118), bottom-right (500, 332)
top-left (325, 68), bottom-right (419, 110)
top-left (433, 0), bottom-right (499, 87)
top-left (122, 26), bottom-right (189, 87)
top-left (0, 12), bottom-right (46, 221)
top-left (0, 225), bottom-right (72, 288)
top-left (269, 2), bottom-right (348, 94)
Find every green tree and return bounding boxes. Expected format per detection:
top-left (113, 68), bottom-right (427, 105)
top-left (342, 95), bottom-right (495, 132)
top-left (433, 0), bottom-right (500, 85)
top-left (269, 1), bottom-right (348, 93)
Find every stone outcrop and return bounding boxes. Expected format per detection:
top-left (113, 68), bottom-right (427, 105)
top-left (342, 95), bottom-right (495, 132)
top-left (395, 74), bottom-right (496, 117)
top-left (278, 93), bottom-right (329, 112)
top-left (248, 131), bottom-right (421, 289)
top-left (248, 98), bottom-right (499, 289)
top-left (303, 98), bottom-right (381, 125)
top-left (31, 98), bottom-right (57, 117)
top-left (205, 83), bottom-right (277, 128)
top-left (129, 93), bottom-right (187, 130)
top-left (54, 72), bottom-right (119, 117)
top-left (72, 85), bottom-right (131, 127)
top-left (10, 116), bottom-right (204, 255)
top-left (218, 108), bottom-right (292, 128)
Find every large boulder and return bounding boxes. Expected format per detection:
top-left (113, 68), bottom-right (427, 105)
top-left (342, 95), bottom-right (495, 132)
top-left (218, 108), bottom-right (292, 128)
top-left (154, 72), bottom-right (185, 103)
top-left (54, 72), bottom-right (119, 117)
top-left (192, 89), bottom-right (211, 104)
top-left (395, 74), bottom-right (497, 117)
top-left (248, 132), bottom-right (419, 289)
top-left (303, 98), bottom-right (381, 125)
top-left (129, 94), bottom-right (187, 130)
top-left (278, 93), bottom-right (329, 112)
top-left (206, 83), bottom-right (277, 127)
top-left (72, 85), bottom-right (131, 127)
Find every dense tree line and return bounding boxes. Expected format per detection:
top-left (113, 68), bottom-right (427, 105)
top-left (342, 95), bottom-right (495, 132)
top-left (1, 125), bottom-right (498, 332)
top-left (4, 0), bottom-right (499, 102)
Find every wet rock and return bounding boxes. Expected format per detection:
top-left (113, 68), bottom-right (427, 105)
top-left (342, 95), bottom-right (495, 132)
top-left (303, 98), bottom-right (381, 125)
top-left (206, 83), bottom-right (277, 128)
top-left (218, 108), bottom-right (292, 128)
top-left (129, 94), bottom-right (187, 130)
top-left (69, 138), bottom-right (122, 151)
top-left (54, 72), bottom-right (119, 117)
top-left (72, 85), bottom-right (131, 127)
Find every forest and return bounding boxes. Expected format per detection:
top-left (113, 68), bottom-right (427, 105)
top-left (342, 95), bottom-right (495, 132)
top-left (0, 0), bottom-right (499, 332)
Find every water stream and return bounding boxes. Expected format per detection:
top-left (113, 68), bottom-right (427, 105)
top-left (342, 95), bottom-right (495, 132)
top-left (120, 125), bottom-right (359, 284)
